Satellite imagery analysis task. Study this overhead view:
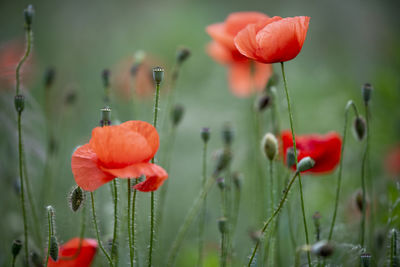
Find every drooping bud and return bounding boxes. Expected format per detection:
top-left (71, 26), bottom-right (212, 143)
top-left (100, 106), bottom-right (111, 126)
top-left (261, 133), bottom-right (278, 161)
top-left (201, 128), bottom-right (210, 143)
top-left (11, 240), bottom-right (22, 258)
top-left (213, 149), bottom-right (232, 176)
top-left (152, 66), bottom-right (164, 84)
top-left (216, 177), bottom-right (225, 190)
top-left (44, 67), bottom-right (56, 89)
top-left (14, 94), bottom-right (25, 113)
top-left (232, 172), bottom-right (243, 191)
top-left (311, 240), bottom-right (334, 258)
top-left (312, 212), bottom-right (321, 241)
top-left (69, 186), bottom-right (85, 212)
top-left (360, 253), bottom-right (371, 267)
top-left (255, 94), bottom-right (271, 112)
top-left (102, 69), bottom-right (111, 88)
top-left (176, 47), bottom-right (191, 64)
top-left (362, 83), bottom-right (373, 105)
top-left (286, 148), bottom-right (296, 168)
top-left (222, 123), bottom-right (234, 146)
top-left (353, 116), bottom-right (366, 141)
top-left (297, 157), bottom-right (315, 172)
top-left (218, 217), bottom-right (227, 234)
top-left (49, 236), bottom-right (59, 261)
top-left (24, 5), bottom-right (34, 30)
top-left (171, 104), bottom-right (184, 127)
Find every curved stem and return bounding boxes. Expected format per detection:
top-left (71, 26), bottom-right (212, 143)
top-left (90, 192), bottom-right (114, 267)
top-left (15, 30), bottom-right (32, 95)
top-left (360, 104), bottom-right (370, 248)
top-left (197, 141), bottom-right (208, 267)
top-left (247, 171), bottom-right (299, 266)
top-left (111, 179), bottom-right (119, 266)
top-left (280, 62), bottom-right (311, 265)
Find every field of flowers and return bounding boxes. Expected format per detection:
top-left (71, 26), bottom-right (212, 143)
top-left (0, 0), bottom-right (399, 266)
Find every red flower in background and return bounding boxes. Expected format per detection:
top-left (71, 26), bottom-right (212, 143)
top-left (281, 130), bottom-right (342, 174)
top-left (71, 120), bottom-right (168, 192)
top-left (47, 238), bottom-right (97, 267)
top-left (206, 12), bottom-right (273, 97)
top-left (385, 145), bottom-right (400, 177)
top-left (234, 16), bottom-right (310, 63)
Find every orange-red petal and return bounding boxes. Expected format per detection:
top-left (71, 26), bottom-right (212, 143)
top-left (71, 144), bottom-right (115, 192)
top-left (47, 238), bottom-right (97, 267)
top-left (206, 41), bottom-right (235, 65)
top-left (228, 61), bottom-right (252, 97)
top-left (206, 23), bottom-right (235, 51)
top-left (224, 12), bottom-right (270, 36)
top-left (254, 62), bottom-right (273, 90)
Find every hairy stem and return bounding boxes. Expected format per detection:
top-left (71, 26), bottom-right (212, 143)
top-left (197, 141), bottom-right (208, 267)
top-left (111, 179), bottom-right (119, 266)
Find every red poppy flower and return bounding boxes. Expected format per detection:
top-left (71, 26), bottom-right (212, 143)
top-left (234, 16), bottom-right (310, 63)
top-left (71, 120), bottom-right (168, 192)
top-left (384, 145), bottom-right (400, 177)
top-left (47, 238), bottom-right (97, 267)
top-left (206, 12), bottom-right (273, 97)
top-left (281, 130), bottom-right (342, 174)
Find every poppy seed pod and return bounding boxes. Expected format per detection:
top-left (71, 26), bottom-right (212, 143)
top-left (14, 94), bottom-right (25, 113)
top-left (44, 67), bottom-right (56, 89)
top-left (176, 47), bottom-right (191, 64)
top-left (362, 83), bottom-right (373, 105)
top-left (24, 5), bottom-right (34, 30)
top-left (171, 104), bottom-right (184, 126)
top-left (286, 148), bottom-right (296, 168)
top-left (256, 94), bottom-right (271, 112)
top-left (69, 186), bottom-right (85, 212)
top-left (360, 253), bottom-right (371, 267)
top-left (11, 240), bottom-right (22, 258)
top-left (261, 133), bottom-right (278, 161)
top-left (222, 123), bottom-right (234, 146)
top-left (49, 236), bottom-right (59, 261)
top-left (201, 128), bottom-right (210, 143)
top-left (311, 240), bottom-right (334, 258)
top-left (218, 217), bottom-right (228, 234)
top-left (152, 66), bottom-right (164, 84)
top-left (100, 106), bottom-right (111, 126)
top-left (353, 116), bottom-right (366, 141)
top-left (297, 156), bottom-right (315, 172)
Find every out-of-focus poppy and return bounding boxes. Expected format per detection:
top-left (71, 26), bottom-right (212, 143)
top-left (47, 238), bottom-right (97, 267)
top-left (384, 145), bottom-right (400, 178)
top-left (281, 130), bottom-right (342, 174)
top-left (206, 12), bottom-right (273, 97)
top-left (234, 16), bottom-right (310, 64)
top-left (71, 120), bottom-right (168, 192)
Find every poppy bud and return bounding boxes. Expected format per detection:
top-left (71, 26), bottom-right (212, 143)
top-left (100, 106), bottom-right (111, 126)
top-left (222, 123), bottom-right (234, 146)
top-left (14, 94), bottom-right (25, 113)
top-left (24, 5), bottom-right (34, 30)
top-left (233, 172), bottom-right (243, 191)
top-left (201, 128), bottom-right (210, 143)
top-left (171, 104), bottom-right (184, 127)
top-left (360, 253), bottom-right (371, 267)
top-left (313, 212), bottom-right (321, 241)
top-left (176, 47), bottom-right (191, 64)
top-left (311, 240), bottom-right (334, 258)
top-left (362, 83), bottom-right (373, 105)
top-left (49, 235), bottom-right (59, 261)
top-left (286, 148), bottom-right (296, 168)
top-left (261, 133), bottom-right (278, 161)
top-left (30, 251), bottom-right (42, 267)
top-left (218, 217), bottom-right (228, 234)
top-left (152, 66), bottom-right (164, 84)
top-left (69, 186), bottom-right (85, 212)
top-left (11, 240), bottom-right (22, 258)
top-left (353, 116), bottom-right (366, 141)
top-left (255, 94), bottom-right (271, 112)
top-left (216, 177), bottom-right (225, 190)
top-left (44, 67), bottom-right (56, 89)
top-left (297, 157), bottom-right (315, 172)
top-left (213, 149), bottom-right (232, 176)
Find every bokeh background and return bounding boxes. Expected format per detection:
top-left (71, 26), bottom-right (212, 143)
top-left (0, 0), bottom-right (400, 266)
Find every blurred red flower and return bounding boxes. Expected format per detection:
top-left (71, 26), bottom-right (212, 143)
top-left (281, 130), bottom-right (342, 174)
top-left (234, 16), bottom-right (310, 63)
top-left (206, 12), bottom-right (273, 97)
top-left (71, 120), bottom-right (168, 192)
top-left (47, 238), bottom-right (97, 267)
top-left (384, 145), bottom-right (400, 177)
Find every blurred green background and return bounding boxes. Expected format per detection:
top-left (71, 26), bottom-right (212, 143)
top-left (1, 0), bottom-right (400, 266)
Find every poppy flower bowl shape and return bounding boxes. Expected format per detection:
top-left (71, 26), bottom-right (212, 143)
top-left (281, 130), bottom-right (342, 174)
top-left (71, 120), bottom-right (168, 192)
top-left (234, 16), bottom-right (310, 64)
top-left (206, 12), bottom-right (273, 97)
top-left (47, 238), bottom-right (97, 267)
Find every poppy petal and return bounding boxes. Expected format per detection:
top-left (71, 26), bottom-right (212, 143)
top-left (234, 23), bottom-right (259, 60)
top-left (206, 41), bottom-right (235, 65)
top-left (228, 61), bottom-right (253, 97)
top-left (71, 144), bottom-right (114, 192)
top-left (224, 12), bottom-right (270, 35)
top-left (206, 23), bottom-right (235, 51)
top-left (48, 238), bottom-right (98, 267)
top-left (253, 62), bottom-right (273, 90)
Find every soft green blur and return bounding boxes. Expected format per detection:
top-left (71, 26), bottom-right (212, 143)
top-left (1, 0), bottom-right (400, 266)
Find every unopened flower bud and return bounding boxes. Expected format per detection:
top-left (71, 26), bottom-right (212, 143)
top-left (49, 236), bottom-right (59, 261)
top-left (100, 106), bottom-right (111, 126)
top-left (216, 177), bottom-right (225, 190)
top-left (152, 66), bottom-right (164, 84)
top-left (286, 148), bottom-right (296, 168)
top-left (14, 94), bottom-right (25, 113)
top-left (222, 123), bottom-right (234, 146)
top-left (261, 133), bottom-right (278, 161)
top-left (24, 5), bottom-right (34, 30)
top-left (362, 83), bottom-right (373, 105)
top-left (176, 47), bottom-right (191, 64)
top-left (214, 149), bottom-right (232, 176)
top-left (360, 253), bottom-right (371, 267)
top-left (297, 157), bottom-right (315, 172)
top-left (353, 116), bottom-right (366, 141)
top-left (256, 94), bottom-right (271, 112)
top-left (44, 67), bottom-right (56, 89)
top-left (233, 172), bottom-right (243, 191)
top-left (30, 251), bottom-right (42, 267)
top-left (311, 240), bottom-right (334, 258)
top-left (171, 104), bottom-right (184, 126)
top-left (201, 128), bottom-right (210, 143)
top-left (11, 240), bottom-right (22, 258)
top-left (102, 69), bottom-right (111, 88)
top-left (69, 186), bottom-right (85, 212)
top-left (218, 217), bottom-right (227, 234)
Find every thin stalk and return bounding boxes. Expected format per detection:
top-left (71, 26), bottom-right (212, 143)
top-left (197, 141), bottom-right (208, 267)
top-left (220, 231), bottom-right (227, 267)
top-left (90, 192), bottom-right (114, 267)
top-left (360, 103), bottom-right (370, 248)
top-left (269, 160), bottom-right (274, 215)
top-left (280, 62), bottom-right (311, 265)
top-left (12, 257), bottom-right (16, 267)
top-left (111, 179), bottom-right (119, 266)
top-left (128, 180), bottom-right (133, 267)
top-left (132, 179), bottom-right (139, 265)
top-left (247, 171), bottom-right (300, 266)
top-left (166, 176), bottom-right (216, 267)
top-left (15, 30), bottom-right (32, 95)
top-left (45, 208), bottom-right (53, 267)
top-left (390, 229), bottom-right (397, 267)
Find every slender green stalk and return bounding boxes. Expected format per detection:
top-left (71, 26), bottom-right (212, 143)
top-left (15, 31), bottom-right (32, 96)
top-left (111, 179), bottom-right (119, 266)
top-left (220, 231), bottom-right (227, 267)
top-left (132, 179), bottom-right (138, 265)
top-left (269, 161), bottom-right (274, 215)
top-left (197, 141), bottom-right (208, 267)
top-left (45, 208), bottom-right (53, 267)
top-left (328, 100), bottom-right (359, 240)
top-left (167, 176), bottom-right (216, 267)
top-left (90, 192), bottom-right (114, 267)
top-left (280, 62), bottom-right (311, 265)
top-left (247, 171), bottom-right (300, 266)
top-left (390, 229), bottom-right (397, 267)
top-left (12, 257), bottom-right (16, 267)
top-left (127, 180), bottom-right (133, 267)
top-left (360, 103), bottom-right (370, 248)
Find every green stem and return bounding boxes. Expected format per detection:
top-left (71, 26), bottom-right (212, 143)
top-left (127, 180), bottom-right (133, 267)
top-left (360, 104), bottom-right (369, 248)
top-left (12, 257), bottom-right (16, 267)
top-left (90, 192), bottom-right (114, 267)
top-left (45, 207), bottom-right (53, 267)
top-left (220, 231), bottom-right (227, 267)
top-left (197, 141), bottom-right (208, 267)
top-left (247, 171), bottom-right (299, 266)
top-left (269, 160), bottom-right (274, 215)
top-left (132, 179), bottom-right (138, 265)
top-left (15, 30), bottom-right (32, 95)
top-left (111, 179), bottom-right (119, 266)
top-left (167, 176), bottom-right (216, 267)
top-left (390, 229), bottom-right (397, 267)
top-left (280, 62), bottom-right (311, 265)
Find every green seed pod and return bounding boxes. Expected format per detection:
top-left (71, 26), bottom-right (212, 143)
top-left (69, 186), bottom-right (85, 212)
top-left (286, 148), bottom-right (296, 168)
top-left (311, 240), bottom-right (334, 258)
top-left (24, 5), bottom-right (34, 30)
top-left (49, 236), bottom-right (59, 261)
top-left (297, 157), bottom-right (315, 172)
top-left (353, 116), bottom-right (366, 141)
top-left (171, 104), bottom-right (184, 127)
top-left (216, 177), bottom-right (225, 190)
top-left (222, 123), bottom-right (234, 146)
top-left (176, 47), bottom-right (191, 64)
top-left (201, 128), bottom-right (210, 143)
top-left (360, 253), bottom-right (371, 267)
top-left (14, 94), bottom-right (25, 113)
top-left (362, 83), bottom-right (373, 105)
top-left (44, 67), bottom-right (56, 89)
top-left (152, 66), bottom-right (164, 84)
top-left (218, 217), bottom-right (227, 234)
top-left (11, 240), bottom-right (22, 258)
top-left (100, 106), bottom-right (112, 126)
top-left (261, 133), bottom-right (278, 161)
